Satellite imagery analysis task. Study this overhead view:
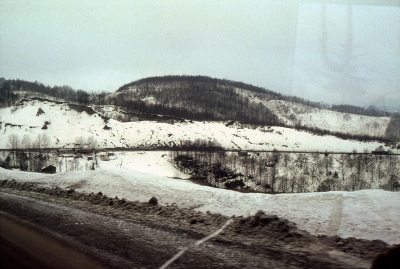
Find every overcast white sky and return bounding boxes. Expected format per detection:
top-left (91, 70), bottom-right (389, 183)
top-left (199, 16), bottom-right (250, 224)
top-left (1, 0), bottom-right (399, 109)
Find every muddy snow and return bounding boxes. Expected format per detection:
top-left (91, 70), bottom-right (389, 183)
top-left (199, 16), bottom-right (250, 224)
top-left (1, 165), bottom-right (399, 245)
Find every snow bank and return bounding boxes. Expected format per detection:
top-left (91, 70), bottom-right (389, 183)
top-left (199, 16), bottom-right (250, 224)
top-left (1, 167), bottom-right (399, 245)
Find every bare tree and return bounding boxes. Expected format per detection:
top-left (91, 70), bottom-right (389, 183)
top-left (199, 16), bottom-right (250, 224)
top-left (363, 149), bottom-right (371, 172)
top-left (310, 165), bottom-right (318, 187)
top-left (296, 154), bottom-right (308, 169)
top-left (34, 134), bottom-right (42, 149)
top-left (35, 133), bottom-right (51, 149)
top-left (283, 153), bottom-right (290, 167)
top-left (386, 174), bottom-right (399, 191)
top-left (297, 173), bottom-right (308, 193)
top-left (338, 154), bottom-right (346, 181)
top-left (40, 133), bottom-right (51, 148)
top-left (277, 176), bottom-right (289, 193)
top-left (6, 134), bottom-right (19, 166)
top-left (21, 134), bottom-right (32, 149)
top-left (20, 134), bottom-right (32, 171)
top-left (349, 173), bottom-right (358, 191)
top-left (377, 161), bottom-right (385, 182)
top-left (75, 136), bottom-right (85, 149)
top-left (385, 162), bottom-right (399, 191)
top-left (355, 154), bottom-right (363, 182)
top-left (261, 153), bottom-right (275, 192)
top-left (346, 153), bottom-right (355, 172)
top-left (74, 157), bottom-right (80, 171)
top-left (270, 150), bottom-right (281, 193)
top-left (31, 133), bottom-right (51, 170)
top-left (289, 176), bottom-right (297, 193)
top-left (6, 134), bottom-right (19, 149)
top-left (272, 149), bottom-right (280, 164)
top-left (367, 161), bottom-right (376, 182)
top-left (323, 153), bottom-right (333, 176)
top-left (87, 135), bottom-right (98, 149)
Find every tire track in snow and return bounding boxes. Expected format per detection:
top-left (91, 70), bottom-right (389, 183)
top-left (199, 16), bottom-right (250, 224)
top-left (326, 194), bottom-right (343, 236)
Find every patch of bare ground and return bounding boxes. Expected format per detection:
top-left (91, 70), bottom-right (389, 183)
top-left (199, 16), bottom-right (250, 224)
top-left (0, 179), bottom-right (394, 268)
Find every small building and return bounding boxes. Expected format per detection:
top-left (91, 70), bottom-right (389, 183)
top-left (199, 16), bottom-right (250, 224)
top-left (108, 152), bottom-right (117, 160)
top-left (372, 146), bottom-right (388, 155)
top-left (41, 165), bottom-right (56, 174)
top-left (238, 151), bottom-right (249, 157)
top-left (98, 152), bottom-right (109, 161)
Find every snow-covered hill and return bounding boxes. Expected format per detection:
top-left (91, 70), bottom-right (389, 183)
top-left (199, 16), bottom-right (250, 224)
top-left (235, 88), bottom-right (391, 138)
top-left (0, 98), bottom-right (388, 152)
top-left (114, 77), bottom-right (392, 139)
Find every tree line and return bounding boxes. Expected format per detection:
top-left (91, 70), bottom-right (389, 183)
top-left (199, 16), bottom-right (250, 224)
top-left (0, 78), bottom-right (91, 107)
top-left (0, 133), bottom-right (98, 172)
top-left (171, 150), bottom-right (400, 193)
top-left (1, 133), bottom-right (52, 171)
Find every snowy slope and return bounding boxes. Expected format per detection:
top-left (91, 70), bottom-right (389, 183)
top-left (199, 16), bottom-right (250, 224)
top-left (235, 88), bottom-right (391, 137)
top-left (0, 100), bottom-right (107, 148)
top-left (0, 99), bottom-right (388, 152)
top-left (267, 100), bottom-right (390, 137)
top-left (1, 167), bottom-right (399, 245)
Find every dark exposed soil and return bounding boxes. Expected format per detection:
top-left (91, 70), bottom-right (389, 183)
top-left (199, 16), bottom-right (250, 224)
top-left (0, 179), bottom-right (395, 269)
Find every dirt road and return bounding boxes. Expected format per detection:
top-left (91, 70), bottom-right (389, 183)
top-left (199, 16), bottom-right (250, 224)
top-left (0, 187), bottom-right (387, 269)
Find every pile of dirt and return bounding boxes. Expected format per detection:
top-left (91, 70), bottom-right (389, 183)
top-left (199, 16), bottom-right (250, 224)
top-left (225, 210), bottom-right (313, 246)
top-left (317, 235), bottom-right (389, 260)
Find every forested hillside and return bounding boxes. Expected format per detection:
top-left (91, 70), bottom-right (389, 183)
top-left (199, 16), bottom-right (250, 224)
top-left (0, 78), bottom-right (90, 107)
top-left (107, 76), bottom-right (398, 142)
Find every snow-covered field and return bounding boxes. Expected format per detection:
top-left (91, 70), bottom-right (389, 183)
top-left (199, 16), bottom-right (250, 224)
top-left (1, 157), bottom-right (399, 245)
top-left (0, 99), bottom-right (389, 152)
